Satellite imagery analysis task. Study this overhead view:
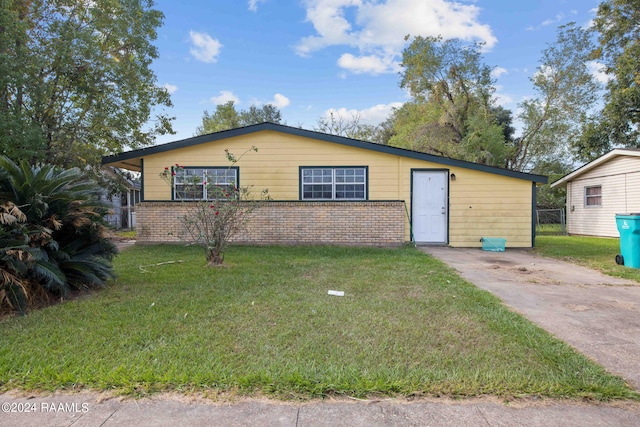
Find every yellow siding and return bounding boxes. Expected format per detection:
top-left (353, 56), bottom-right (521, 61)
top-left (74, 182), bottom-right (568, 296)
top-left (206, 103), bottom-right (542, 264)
top-left (141, 130), bottom-right (534, 247)
top-left (398, 159), bottom-right (533, 247)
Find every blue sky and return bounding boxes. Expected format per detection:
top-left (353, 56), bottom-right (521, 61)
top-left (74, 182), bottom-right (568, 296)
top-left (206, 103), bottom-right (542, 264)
top-left (151, 0), bottom-right (603, 144)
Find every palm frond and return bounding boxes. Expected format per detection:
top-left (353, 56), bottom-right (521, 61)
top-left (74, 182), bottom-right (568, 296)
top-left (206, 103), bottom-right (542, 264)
top-left (61, 234), bottom-right (117, 261)
top-left (30, 260), bottom-right (68, 295)
top-left (3, 282), bottom-right (29, 315)
top-left (45, 215), bottom-right (63, 230)
top-left (0, 201), bottom-right (26, 224)
top-left (59, 255), bottom-right (115, 289)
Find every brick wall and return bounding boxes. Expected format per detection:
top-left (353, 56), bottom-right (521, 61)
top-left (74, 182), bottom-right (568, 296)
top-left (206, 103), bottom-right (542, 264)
top-left (136, 201), bottom-right (406, 246)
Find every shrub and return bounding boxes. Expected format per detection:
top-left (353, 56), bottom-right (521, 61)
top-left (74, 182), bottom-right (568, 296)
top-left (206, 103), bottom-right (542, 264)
top-left (0, 156), bottom-right (116, 314)
top-left (160, 147), bottom-right (268, 266)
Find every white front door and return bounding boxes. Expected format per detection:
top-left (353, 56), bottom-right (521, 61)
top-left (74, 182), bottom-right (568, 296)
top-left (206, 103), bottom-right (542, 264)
top-left (412, 170), bottom-right (448, 244)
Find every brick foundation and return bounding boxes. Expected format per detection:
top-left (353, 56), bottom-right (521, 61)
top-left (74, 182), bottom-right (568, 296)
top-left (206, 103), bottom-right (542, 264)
top-left (135, 201), bottom-right (406, 246)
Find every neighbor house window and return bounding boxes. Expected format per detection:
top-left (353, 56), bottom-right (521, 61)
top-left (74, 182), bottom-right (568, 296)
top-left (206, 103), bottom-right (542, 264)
top-left (173, 167), bottom-right (238, 200)
top-left (585, 185), bottom-right (602, 207)
top-left (301, 167), bottom-right (367, 200)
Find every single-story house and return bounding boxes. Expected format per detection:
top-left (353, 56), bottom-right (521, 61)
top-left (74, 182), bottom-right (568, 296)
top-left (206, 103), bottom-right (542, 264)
top-left (102, 122), bottom-right (547, 247)
top-left (551, 148), bottom-right (640, 237)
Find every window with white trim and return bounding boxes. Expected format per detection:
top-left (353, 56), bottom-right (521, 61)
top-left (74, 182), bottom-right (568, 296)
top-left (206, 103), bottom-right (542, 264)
top-left (301, 167), bottom-right (367, 200)
top-left (585, 185), bottom-right (602, 207)
top-left (173, 167), bottom-right (237, 200)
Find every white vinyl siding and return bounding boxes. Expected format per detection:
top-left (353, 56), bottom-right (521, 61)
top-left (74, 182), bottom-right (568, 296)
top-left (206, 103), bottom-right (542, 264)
top-left (566, 156), bottom-right (640, 237)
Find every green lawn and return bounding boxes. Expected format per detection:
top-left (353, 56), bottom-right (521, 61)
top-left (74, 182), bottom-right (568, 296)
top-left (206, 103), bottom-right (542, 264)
top-left (0, 245), bottom-right (637, 400)
top-left (535, 223), bottom-right (566, 235)
top-left (535, 235), bottom-right (640, 282)
top-left (114, 229), bottom-right (137, 239)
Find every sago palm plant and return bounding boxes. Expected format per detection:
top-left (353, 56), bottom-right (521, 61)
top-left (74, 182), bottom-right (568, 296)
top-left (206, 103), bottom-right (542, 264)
top-left (0, 201), bottom-right (32, 315)
top-left (0, 156), bottom-right (116, 314)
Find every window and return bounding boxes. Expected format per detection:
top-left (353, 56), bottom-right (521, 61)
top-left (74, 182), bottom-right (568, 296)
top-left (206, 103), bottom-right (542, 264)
top-left (301, 167), bottom-right (367, 200)
top-left (585, 185), bottom-right (602, 207)
top-left (173, 167), bottom-right (237, 200)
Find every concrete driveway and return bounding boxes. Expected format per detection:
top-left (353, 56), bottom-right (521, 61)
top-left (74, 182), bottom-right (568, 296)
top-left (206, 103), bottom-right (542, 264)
top-left (422, 247), bottom-right (640, 391)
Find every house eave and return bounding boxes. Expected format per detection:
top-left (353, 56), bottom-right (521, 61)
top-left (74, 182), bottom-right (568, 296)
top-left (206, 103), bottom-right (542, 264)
top-left (102, 122), bottom-right (547, 183)
top-left (551, 148), bottom-right (640, 188)
top-left (103, 158), bottom-right (143, 172)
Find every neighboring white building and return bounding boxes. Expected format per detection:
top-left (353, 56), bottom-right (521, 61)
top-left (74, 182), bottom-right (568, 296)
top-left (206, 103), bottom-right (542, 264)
top-left (101, 184), bottom-right (140, 230)
top-left (551, 149), bottom-right (640, 237)
top-left (100, 167), bottom-right (141, 230)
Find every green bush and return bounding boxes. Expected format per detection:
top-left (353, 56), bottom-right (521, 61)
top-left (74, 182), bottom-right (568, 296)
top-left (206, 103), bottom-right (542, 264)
top-left (0, 156), bottom-right (116, 314)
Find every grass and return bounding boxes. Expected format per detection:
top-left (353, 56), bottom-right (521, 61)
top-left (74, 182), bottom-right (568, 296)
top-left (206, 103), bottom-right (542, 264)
top-left (0, 245), bottom-right (637, 401)
top-left (114, 229), bottom-right (136, 239)
top-left (535, 224), bottom-right (566, 235)
top-left (535, 235), bottom-right (640, 282)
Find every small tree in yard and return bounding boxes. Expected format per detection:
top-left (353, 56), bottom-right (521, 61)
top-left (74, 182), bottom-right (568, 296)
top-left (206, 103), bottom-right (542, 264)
top-left (160, 147), bottom-right (267, 266)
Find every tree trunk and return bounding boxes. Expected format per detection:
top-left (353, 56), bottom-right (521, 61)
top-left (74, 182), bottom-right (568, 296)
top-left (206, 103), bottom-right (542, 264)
top-left (206, 249), bottom-right (224, 266)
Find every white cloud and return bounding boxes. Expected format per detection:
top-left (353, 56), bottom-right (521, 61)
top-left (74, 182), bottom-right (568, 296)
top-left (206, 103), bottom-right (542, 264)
top-left (527, 11), bottom-right (572, 31)
top-left (493, 93), bottom-right (514, 107)
top-left (491, 67), bottom-right (508, 79)
top-left (492, 85), bottom-right (513, 107)
top-left (189, 31), bottom-right (223, 63)
top-left (541, 13), bottom-right (564, 27)
top-left (210, 90), bottom-right (240, 105)
top-left (250, 93), bottom-right (291, 108)
top-left (296, 0), bottom-right (496, 75)
top-left (533, 64), bottom-right (556, 82)
top-left (248, 0), bottom-right (266, 12)
top-left (269, 93), bottom-right (291, 108)
top-left (587, 61), bottom-right (613, 84)
top-left (337, 53), bottom-right (400, 74)
top-left (324, 102), bottom-right (404, 125)
top-left (163, 83), bottom-right (178, 94)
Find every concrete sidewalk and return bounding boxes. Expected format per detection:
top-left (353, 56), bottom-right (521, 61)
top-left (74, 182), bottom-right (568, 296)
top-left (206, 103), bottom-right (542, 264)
top-left (1, 391), bottom-right (640, 426)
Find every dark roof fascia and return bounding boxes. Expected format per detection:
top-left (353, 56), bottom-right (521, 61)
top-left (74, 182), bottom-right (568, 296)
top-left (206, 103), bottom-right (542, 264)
top-left (102, 122), bottom-right (548, 184)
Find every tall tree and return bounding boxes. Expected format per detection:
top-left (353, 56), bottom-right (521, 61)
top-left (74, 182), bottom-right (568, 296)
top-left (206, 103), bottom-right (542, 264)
top-left (196, 101), bottom-right (241, 135)
top-left (0, 0), bottom-right (45, 164)
top-left (513, 23), bottom-right (600, 170)
top-left (0, 0), bottom-right (174, 169)
top-left (530, 158), bottom-right (572, 209)
top-left (196, 102), bottom-right (283, 135)
top-left (578, 0), bottom-right (640, 158)
top-left (492, 105), bottom-right (516, 145)
top-left (393, 36), bottom-right (511, 166)
top-left (314, 111), bottom-right (380, 142)
top-left (386, 101), bottom-right (455, 154)
top-left (240, 104), bottom-right (282, 125)
top-left (400, 36), bottom-right (496, 144)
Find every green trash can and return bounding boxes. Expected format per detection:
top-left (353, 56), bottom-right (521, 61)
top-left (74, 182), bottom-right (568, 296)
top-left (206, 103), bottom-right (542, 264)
top-left (615, 214), bottom-right (640, 269)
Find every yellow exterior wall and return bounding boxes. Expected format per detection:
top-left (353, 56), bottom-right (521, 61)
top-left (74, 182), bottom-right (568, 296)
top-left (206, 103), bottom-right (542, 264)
top-left (141, 130), bottom-right (534, 247)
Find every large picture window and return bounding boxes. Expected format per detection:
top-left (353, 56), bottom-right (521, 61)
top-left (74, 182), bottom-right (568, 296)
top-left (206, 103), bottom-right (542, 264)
top-left (585, 185), bottom-right (602, 207)
top-left (301, 167), bottom-right (367, 200)
top-left (173, 167), bottom-right (238, 200)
